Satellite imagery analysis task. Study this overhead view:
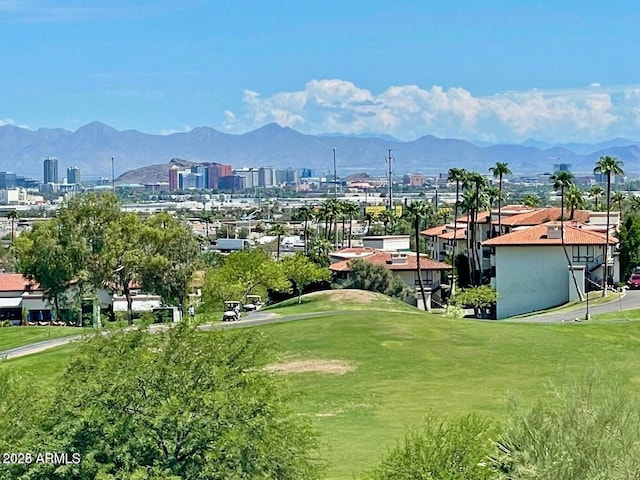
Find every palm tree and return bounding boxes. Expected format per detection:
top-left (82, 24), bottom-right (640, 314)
top-left (594, 156), bottom-right (624, 296)
top-left (588, 185), bottom-right (604, 210)
top-left (364, 211), bottom-right (376, 234)
top-left (7, 210), bottom-right (18, 244)
top-left (611, 191), bottom-right (626, 214)
top-left (447, 168), bottom-right (467, 289)
top-left (269, 223), bottom-right (288, 260)
top-left (521, 194), bottom-right (540, 208)
top-left (550, 170), bottom-right (583, 301)
top-left (341, 202), bottom-right (361, 248)
top-left (464, 171), bottom-right (488, 285)
top-left (298, 205), bottom-right (314, 254)
top-left (404, 201), bottom-right (430, 310)
top-left (489, 162), bottom-right (512, 238)
top-left (565, 184), bottom-right (585, 220)
top-left (379, 209), bottom-right (397, 235)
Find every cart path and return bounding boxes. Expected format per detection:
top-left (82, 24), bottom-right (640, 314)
top-left (3, 292), bottom-right (640, 360)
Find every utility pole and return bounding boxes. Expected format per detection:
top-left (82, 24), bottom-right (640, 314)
top-left (386, 149), bottom-right (394, 211)
top-left (111, 156), bottom-right (115, 191)
top-left (333, 148), bottom-right (337, 199)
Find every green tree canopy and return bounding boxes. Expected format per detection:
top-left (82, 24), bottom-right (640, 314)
top-left (0, 324), bottom-right (320, 480)
top-left (281, 252), bottom-right (331, 303)
top-left (203, 249), bottom-right (290, 308)
top-left (344, 259), bottom-right (410, 299)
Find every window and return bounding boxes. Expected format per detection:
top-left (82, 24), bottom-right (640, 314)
top-left (572, 245), bottom-right (594, 262)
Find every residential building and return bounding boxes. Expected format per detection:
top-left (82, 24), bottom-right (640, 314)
top-left (483, 222), bottom-right (619, 319)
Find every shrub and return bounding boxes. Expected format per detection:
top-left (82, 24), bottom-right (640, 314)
top-left (360, 414), bottom-right (495, 480)
top-left (491, 376), bottom-right (640, 480)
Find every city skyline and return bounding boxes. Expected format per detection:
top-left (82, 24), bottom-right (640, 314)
top-left (0, 1), bottom-right (639, 144)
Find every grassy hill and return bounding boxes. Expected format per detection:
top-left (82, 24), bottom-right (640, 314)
top-left (3, 289), bottom-right (640, 479)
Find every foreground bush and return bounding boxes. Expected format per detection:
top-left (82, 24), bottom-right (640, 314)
top-left (491, 377), bottom-right (640, 480)
top-left (360, 414), bottom-right (495, 480)
top-left (0, 324), bottom-right (320, 480)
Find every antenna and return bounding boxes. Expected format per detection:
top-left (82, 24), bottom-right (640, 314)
top-left (386, 149), bottom-right (394, 211)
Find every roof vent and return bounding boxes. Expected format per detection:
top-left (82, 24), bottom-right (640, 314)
top-left (546, 224), bottom-right (562, 239)
top-left (388, 253), bottom-right (408, 264)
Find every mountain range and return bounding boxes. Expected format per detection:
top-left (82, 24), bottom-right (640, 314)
top-left (0, 121), bottom-right (639, 182)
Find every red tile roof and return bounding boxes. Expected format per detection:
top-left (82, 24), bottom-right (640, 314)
top-left (329, 251), bottom-right (452, 272)
top-left (421, 225), bottom-right (449, 236)
top-left (439, 228), bottom-right (467, 240)
top-left (483, 223), bottom-right (617, 246)
top-left (493, 208), bottom-right (589, 226)
top-left (0, 274), bottom-right (39, 292)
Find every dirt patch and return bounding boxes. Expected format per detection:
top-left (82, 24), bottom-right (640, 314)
top-left (304, 289), bottom-right (385, 303)
top-left (265, 359), bottom-right (355, 375)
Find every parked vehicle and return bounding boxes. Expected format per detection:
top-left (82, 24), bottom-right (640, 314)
top-left (243, 295), bottom-right (263, 312)
top-left (627, 273), bottom-right (640, 289)
top-left (222, 301), bottom-right (241, 321)
top-left (215, 238), bottom-right (254, 252)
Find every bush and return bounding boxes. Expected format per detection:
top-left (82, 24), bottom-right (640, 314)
top-left (360, 414), bottom-right (495, 480)
top-left (491, 376), bottom-right (640, 480)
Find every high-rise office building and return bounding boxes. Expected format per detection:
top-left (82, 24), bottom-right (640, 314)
top-left (0, 172), bottom-right (17, 189)
top-left (43, 157), bottom-right (59, 184)
top-left (67, 166), bottom-right (80, 185)
top-left (169, 166), bottom-right (180, 191)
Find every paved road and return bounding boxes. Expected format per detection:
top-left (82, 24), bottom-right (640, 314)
top-left (3, 292), bottom-right (640, 360)
top-left (505, 289), bottom-right (640, 323)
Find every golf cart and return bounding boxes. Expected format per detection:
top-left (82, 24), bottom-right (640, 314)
top-left (243, 294), bottom-right (263, 312)
top-left (222, 301), bottom-right (241, 322)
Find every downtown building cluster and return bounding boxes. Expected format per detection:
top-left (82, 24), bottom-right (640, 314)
top-left (168, 163), bottom-right (300, 191)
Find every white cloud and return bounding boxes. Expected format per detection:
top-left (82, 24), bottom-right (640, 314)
top-left (0, 118), bottom-right (28, 128)
top-left (160, 126), bottom-right (192, 136)
top-left (222, 79), bottom-right (640, 143)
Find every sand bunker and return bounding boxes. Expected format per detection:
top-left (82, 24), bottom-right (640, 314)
top-left (265, 359), bottom-right (355, 375)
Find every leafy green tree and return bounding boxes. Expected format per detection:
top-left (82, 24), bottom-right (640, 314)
top-left (308, 237), bottom-right (332, 267)
top-left (138, 213), bottom-right (201, 307)
top-left (450, 285), bottom-right (497, 318)
top-left (14, 219), bottom-right (77, 319)
top-left (594, 156), bottom-right (624, 295)
top-left (489, 162), bottom-right (512, 238)
top-left (378, 209), bottom-right (397, 235)
top-left (297, 204), bottom-right (315, 254)
top-left (281, 253), bottom-right (331, 303)
top-left (345, 259), bottom-right (410, 300)
top-left (0, 324), bottom-right (321, 480)
top-left (341, 201), bottom-right (361, 248)
top-left (203, 249), bottom-right (290, 308)
top-left (617, 214), bottom-right (640, 280)
top-left (611, 191), bottom-right (627, 214)
top-left (360, 414), bottom-right (495, 480)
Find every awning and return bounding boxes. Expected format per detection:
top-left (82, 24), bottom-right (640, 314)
top-left (0, 297), bottom-right (23, 308)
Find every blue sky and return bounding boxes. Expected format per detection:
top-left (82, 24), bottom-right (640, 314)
top-left (1, 0), bottom-right (639, 143)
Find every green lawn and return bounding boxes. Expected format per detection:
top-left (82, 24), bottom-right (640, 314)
top-left (4, 292), bottom-right (640, 479)
top-left (0, 326), bottom-right (90, 352)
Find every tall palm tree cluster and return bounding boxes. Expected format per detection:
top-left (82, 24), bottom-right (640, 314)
top-left (444, 162), bottom-right (511, 287)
